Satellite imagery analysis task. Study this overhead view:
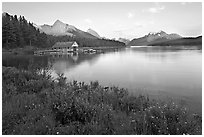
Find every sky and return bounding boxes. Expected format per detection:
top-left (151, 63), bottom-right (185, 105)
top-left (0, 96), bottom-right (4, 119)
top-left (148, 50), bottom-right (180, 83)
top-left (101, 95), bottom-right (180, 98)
top-left (2, 2), bottom-right (202, 40)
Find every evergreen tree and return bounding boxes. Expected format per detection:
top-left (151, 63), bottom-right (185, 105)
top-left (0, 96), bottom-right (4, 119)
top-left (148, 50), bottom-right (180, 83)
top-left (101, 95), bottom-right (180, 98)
top-left (2, 12), bottom-right (125, 49)
top-left (13, 15), bottom-right (24, 47)
top-left (2, 13), bottom-right (16, 48)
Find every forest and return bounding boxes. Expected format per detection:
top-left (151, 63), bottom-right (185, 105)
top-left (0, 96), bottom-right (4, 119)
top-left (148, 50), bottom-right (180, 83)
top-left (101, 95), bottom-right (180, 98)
top-left (2, 13), bottom-right (125, 49)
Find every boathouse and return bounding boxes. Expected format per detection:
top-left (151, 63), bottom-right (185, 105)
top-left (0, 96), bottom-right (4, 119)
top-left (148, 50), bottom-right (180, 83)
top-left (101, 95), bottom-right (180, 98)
top-left (52, 41), bottom-right (79, 52)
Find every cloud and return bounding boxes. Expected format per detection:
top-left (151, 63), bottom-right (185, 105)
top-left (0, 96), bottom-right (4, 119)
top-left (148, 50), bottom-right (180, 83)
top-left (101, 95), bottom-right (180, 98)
top-left (127, 12), bottom-right (134, 18)
top-left (148, 6), bottom-right (165, 13)
top-left (134, 22), bottom-right (144, 28)
top-left (181, 2), bottom-right (187, 5)
top-left (84, 18), bottom-right (92, 24)
top-left (143, 3), bottom-right (165, 13)
top-left (149, 20), bottom-right (155, 25)
top-left (109, 22), bottom-right (116, 25)
top-left (180, 2), bottom-right (191, 5)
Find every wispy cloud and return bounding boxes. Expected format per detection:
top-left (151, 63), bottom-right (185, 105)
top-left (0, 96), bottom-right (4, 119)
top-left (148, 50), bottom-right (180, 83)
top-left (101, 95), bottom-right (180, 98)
top-left (149, 20), bottom-right (155, 25)
top-left (143, 3), bottom-right (165, 13)
top-left (180, 2), bottom-right (191, 5)
top-left (181, 2), bottom-right (187, 5)
top-left (148, 6), bottom-right (165, 13)
top-left (134, 22), bottom-right (144, 28)
top-left (109, 22), bottom-right (116, 25)
top-left (84, 18), bottom-right (92, 24)
top-left (127, 12), bottom-right (134, 18)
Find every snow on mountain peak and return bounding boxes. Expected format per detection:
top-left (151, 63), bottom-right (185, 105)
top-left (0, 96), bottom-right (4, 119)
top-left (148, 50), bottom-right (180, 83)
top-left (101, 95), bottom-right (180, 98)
top-left (118, 38), bottom-right (130, 45)
top-left (33, 23), bottom-right (42, 30)
top-left (39, 20), bottom-right (98, 38)
top-left (66, 25), bottom-right (77, 31)
top-left (148, 30), bottom-right (167, 36)
top-left (87, 28), bottom-right (100, 38)
top-left (38, 20), bottom-right (75, 36)
top-left (51, 20), bottom-right (77, 32)
top-left (53, 20), bottom-right (64, 26)
top-left (87, 28), bottom-right (95, 32)
top-left (146, 30), bottom-right (181, 42)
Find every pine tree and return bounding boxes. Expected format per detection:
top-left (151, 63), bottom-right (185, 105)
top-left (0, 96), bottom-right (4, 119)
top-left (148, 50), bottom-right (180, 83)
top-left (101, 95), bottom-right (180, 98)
top-left (13, 15), bottom-right (24, 47)
top-left (2, 13), bottom-right (16, 48)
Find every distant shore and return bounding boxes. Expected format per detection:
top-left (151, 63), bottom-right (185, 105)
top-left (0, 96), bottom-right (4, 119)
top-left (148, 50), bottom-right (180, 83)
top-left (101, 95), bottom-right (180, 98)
top-left (3, 46), bottom-right (126, 55)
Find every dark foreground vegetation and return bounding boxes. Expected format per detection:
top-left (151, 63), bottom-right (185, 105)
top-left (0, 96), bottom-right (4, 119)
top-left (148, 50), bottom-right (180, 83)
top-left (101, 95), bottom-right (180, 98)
top-left (2, 66), bottom-right (202, 135)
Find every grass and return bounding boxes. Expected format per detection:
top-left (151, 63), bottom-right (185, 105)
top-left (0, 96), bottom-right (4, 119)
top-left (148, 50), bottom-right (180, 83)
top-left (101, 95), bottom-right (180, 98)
top-left (2, 66), bottom-right (202, 135)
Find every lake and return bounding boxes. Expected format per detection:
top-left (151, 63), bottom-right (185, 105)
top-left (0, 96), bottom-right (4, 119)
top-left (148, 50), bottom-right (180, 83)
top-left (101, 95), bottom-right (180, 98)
top-left (3, 46), bottom-right (202, 114)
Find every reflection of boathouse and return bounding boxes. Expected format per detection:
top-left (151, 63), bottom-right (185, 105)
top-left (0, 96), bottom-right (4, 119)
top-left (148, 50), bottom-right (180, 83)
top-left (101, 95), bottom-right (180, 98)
top-left (52, 41), bottom-right (78, 52)
top-left (50, 52), bottom-right (79, 62)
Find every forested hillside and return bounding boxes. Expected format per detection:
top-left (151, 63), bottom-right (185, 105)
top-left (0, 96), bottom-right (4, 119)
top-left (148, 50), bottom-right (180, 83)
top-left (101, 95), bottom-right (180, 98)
top-left (2, 13), bottom-right (48, 49)
top-left (149, 36), bottom-right (202, 46)
top-left (2, 13), bottom-right (125, 49)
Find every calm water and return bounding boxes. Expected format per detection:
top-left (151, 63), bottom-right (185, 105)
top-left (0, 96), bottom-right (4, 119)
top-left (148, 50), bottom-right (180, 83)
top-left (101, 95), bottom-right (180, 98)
top-left (3, 46), bottom-right (202, 114)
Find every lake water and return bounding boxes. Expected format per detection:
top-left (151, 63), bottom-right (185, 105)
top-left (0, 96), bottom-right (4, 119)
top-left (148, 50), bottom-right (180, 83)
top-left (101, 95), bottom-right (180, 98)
top-left (3, 46), bottom-right (202, 114)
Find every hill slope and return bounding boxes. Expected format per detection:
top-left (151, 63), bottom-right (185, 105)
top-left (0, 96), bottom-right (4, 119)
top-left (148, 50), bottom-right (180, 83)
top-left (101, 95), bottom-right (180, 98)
top-left (40, 20), bottom-right (98, 39)
top-left (2, 12), bottom-right (125, 48)
top-left (128, 31), bottom-right (182, 46)
top-left (118, 38), bottom-right (130, 45)
top-left (149, 36), bottom-right (202, 46)
top-left (87, 28), bottom-right (101, 38)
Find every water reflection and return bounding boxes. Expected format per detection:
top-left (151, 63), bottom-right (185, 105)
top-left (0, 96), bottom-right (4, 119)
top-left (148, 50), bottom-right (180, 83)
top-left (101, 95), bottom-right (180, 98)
top-left (2, 53), bottom-right (50, 70)
top-left (2, 47), bottom-right (202, 114)
top-left (48, 53), bottom-right (101, 74)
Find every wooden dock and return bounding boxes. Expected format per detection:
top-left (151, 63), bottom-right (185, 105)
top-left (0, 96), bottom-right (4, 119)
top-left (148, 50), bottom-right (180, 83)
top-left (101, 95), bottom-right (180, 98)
top-left (34, 49), bottom-right (55, 55)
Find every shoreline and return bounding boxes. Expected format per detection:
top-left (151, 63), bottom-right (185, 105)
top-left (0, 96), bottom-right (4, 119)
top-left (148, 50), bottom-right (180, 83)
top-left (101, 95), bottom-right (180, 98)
top-left (2, 66), bottom-right (202, 135)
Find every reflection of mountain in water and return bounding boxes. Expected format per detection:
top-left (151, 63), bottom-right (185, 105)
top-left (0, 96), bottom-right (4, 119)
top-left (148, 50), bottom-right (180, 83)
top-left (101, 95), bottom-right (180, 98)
top-left (49, 53), bottom-right (100, 74)
top-left (130, 46), bottom-right (200, 52)
top-left (2, 52), bottom-right (102, 75)
top-left (129, 46), bottom-right (200, 61)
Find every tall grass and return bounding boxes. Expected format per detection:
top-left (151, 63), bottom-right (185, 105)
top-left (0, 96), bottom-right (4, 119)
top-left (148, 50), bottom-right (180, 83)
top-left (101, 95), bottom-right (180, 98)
top-left (2, 66), bottom-right (202, 135)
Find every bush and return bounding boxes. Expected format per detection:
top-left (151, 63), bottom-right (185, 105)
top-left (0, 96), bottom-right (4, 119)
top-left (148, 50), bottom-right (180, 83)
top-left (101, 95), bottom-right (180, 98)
top-left (2, 67), bottom-right (202, 135)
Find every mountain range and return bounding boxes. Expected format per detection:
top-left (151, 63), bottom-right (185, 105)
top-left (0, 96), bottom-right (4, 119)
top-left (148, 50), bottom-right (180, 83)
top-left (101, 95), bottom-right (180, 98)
top-left (118, 38), bottom-right (130, 45)
top-left (149, 36), bottom-right (202, 46)
top-left (38, 20), bottom-right (98, 39)
top-left (4, 11), bottom-right (200, 47)
top-left (87, 28), bottom-right (101, 38)
top-left (33, 20), bottom-right (204, 47)
top-left (37, 20), bottom-right (134, 45)
top-left (128, 31), bottom-right (183, 46)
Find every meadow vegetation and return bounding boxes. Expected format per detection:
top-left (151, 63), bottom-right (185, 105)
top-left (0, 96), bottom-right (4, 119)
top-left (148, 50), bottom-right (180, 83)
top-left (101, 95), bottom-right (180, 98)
top-left (2, 66), bottom-right (202, 135)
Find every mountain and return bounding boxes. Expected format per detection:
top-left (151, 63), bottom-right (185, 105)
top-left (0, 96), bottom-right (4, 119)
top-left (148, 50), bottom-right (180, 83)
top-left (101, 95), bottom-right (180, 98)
top-left (2, 12), bottom-right (125, 49)
top-left (118, 38), bottom-right (130, 45)
top-left (87, 28), bottom-right (101, 38)
top-left (39, 20), bottom-right (98, 39)
top-left (149, 36), bottom-right (202, 47)
top-left (145, 31), bottom-right (182, 42)
top-left (128, 31), bottom-right (182, 46)
top-left (33, 23), bottom-right (42, 30)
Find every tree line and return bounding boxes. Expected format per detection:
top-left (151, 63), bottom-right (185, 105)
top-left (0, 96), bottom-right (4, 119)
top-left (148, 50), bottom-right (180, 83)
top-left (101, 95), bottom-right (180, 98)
top-left (2, 13), bottom-right (125, 49)
top-left (2, 13), bottom-right (48, 49)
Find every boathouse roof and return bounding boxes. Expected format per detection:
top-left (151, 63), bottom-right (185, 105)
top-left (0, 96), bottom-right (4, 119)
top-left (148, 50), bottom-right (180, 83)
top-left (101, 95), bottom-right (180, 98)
top-left (52, 41), bottom-right (78, 48)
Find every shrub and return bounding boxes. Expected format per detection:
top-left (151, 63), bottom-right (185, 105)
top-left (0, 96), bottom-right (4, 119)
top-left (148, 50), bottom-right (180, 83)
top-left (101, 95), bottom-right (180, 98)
top-left (2, 67), bottom-right (202, 135)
